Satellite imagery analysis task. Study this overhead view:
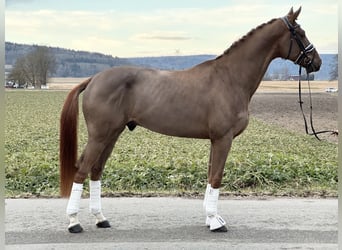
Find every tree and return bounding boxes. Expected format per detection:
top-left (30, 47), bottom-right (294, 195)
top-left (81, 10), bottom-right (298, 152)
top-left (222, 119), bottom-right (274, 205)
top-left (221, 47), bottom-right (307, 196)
top-left (329, 54), bottom-right (338, 81)
top-left (262, 69), bottom-right (272, 81)
top-left (280, 66), bottom-right (290, 80)
top-left (8, 46), bottom-right (56, 89)
top-left (34, 46), bottom-right (56, 88)
top-left (7, 57), bottom-right (27, 87)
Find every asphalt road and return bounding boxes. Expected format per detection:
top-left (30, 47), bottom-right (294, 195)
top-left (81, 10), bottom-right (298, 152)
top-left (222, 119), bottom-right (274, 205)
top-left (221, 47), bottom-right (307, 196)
top-left (5, 197), bottom-right (337, 249)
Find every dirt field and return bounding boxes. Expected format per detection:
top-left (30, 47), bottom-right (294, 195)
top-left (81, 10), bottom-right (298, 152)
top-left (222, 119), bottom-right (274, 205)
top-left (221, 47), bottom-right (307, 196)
top-left (258, 80), bottom-right (338, 93)
top-left (47, 78), bottom-right (338, 143)
top-left (47, 77), bottom-right (88, 89)
top-left (250, 92), bottom-right (338, 143)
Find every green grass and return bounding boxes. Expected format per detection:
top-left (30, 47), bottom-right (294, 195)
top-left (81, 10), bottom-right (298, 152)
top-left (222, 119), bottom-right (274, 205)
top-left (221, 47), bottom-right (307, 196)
top-left (5, 90), bottom-right (337, 197)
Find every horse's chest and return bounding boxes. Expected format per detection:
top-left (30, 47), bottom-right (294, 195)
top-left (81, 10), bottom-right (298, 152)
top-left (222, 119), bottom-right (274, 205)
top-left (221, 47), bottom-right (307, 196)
top-left (232, 112), bottom-right (249, 137)
top-left (209, 109), bottom-right (249, 139)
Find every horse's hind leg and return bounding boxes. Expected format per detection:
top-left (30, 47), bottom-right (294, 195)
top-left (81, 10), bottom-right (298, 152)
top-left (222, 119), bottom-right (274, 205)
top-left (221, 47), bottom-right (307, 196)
top-left (66, 183), bottom-right (84, 233)
top-left (66, 128), bottom-right (123, 233)
top-left (66, 138), bottom-right (108, 233)
top-left (89, 136), bottom-right (120, 229)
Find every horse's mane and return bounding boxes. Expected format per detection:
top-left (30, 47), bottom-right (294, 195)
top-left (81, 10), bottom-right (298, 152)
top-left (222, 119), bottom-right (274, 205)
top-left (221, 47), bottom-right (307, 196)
top-left (216, 18), bottom-right (278, 59)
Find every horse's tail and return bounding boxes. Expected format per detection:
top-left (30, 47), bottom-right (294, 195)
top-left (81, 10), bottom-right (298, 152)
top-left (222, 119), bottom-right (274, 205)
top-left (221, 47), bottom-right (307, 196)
top-left (59, 78), bottom-right (91, 197)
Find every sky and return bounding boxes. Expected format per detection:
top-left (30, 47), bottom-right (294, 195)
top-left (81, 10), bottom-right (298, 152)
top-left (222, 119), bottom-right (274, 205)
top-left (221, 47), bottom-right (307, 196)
top-left (5, 0), bottom-right (338, 57)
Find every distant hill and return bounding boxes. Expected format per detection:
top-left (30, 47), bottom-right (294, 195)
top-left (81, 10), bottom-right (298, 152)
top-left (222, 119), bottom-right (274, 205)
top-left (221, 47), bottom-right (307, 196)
top-left (127, 54), bottom-right (336, 81)
top-left (265, 54), bottom-right (336, 81)
top-left (5, 42), bottom-right (336, 80)
top-left (5, 42), bottom-right (132, 77)
top-left (127, 55), bottom-right (216, 70)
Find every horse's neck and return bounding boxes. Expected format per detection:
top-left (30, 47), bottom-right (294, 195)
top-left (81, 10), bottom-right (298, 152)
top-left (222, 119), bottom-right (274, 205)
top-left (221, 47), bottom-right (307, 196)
top-left (218, 19), bottom-right (284, 97)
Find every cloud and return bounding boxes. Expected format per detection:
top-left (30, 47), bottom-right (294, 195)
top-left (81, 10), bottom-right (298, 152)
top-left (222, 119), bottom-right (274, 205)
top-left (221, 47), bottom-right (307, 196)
top-left (144, 36), bottom-right (191, 41)
top-left (135, 32), bottom-right (193, 41)
top-left (5, 2), bottom-right (337, 57)
top-left (6, 0), bottom-right (35, 7)
top-left (70, 36), bottom-right (123, 55)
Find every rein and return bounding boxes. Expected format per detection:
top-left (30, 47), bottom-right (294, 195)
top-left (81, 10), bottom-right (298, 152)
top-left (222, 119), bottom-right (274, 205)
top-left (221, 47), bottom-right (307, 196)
top-left (281, 16), bottom-right (337, 140)
top-left (298, 66), bottom-right (338, 140)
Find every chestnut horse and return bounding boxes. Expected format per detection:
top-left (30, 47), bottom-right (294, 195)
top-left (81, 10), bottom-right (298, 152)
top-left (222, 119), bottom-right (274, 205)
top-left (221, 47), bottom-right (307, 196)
top-left (60, 7), bottom-right (321, 233)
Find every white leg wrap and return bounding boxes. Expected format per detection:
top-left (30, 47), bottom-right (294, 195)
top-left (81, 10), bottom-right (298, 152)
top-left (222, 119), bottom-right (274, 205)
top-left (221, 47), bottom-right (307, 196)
top-left (205, 187), bottom-right (227, 231)
top-left (94, 212), bottom-right (107, 224)
top-left (89, 180), bottom-right (102, 215)
top-left (207, 214), bottom-right (227, 231)
top-left (68, 213), bottom-right (80, 229)
top-left (66, 182), bottom-right (83, 215)
top-left (203, 183), bottom-right (212, 226)
top-left (205, 187), bottom-right (219, 217)
top-left (90, 180), bottom-right (107, 224)
top-left (203, 183), bottom-right (211, 209)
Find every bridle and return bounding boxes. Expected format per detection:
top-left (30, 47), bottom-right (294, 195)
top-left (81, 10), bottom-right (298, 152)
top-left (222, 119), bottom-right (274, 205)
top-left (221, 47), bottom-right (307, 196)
top-left (281, 16), bottom-right (338, 141)
top-left (281, 16), bottom-right (316, 70)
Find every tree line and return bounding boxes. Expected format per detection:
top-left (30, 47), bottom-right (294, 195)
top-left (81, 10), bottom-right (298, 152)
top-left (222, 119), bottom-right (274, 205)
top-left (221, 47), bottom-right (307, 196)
top-left (7, 46), bottom-right (56, 89)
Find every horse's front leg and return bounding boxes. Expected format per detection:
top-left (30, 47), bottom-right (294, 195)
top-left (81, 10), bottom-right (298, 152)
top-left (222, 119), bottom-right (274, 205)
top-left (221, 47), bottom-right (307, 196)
top-left (203, 146), bottom-right (213, 208)
top-left (204, 134), bottom-right (232, 232)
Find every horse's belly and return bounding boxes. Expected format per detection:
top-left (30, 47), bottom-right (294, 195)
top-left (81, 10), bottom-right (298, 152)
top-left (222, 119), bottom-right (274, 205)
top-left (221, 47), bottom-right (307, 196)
top-left (132, 97), bottom-right (210, 138)
top-left (139, 118), bottom-right (210, 139)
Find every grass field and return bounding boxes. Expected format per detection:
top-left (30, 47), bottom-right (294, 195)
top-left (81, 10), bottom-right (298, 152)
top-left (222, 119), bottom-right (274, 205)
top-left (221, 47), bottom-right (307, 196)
top-left (5, 90), bottom-right (337, 198)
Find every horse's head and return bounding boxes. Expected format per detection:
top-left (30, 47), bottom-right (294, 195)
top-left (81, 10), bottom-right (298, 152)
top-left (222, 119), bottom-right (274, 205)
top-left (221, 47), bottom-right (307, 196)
top-left (279, 7), bottom-right (322, 73)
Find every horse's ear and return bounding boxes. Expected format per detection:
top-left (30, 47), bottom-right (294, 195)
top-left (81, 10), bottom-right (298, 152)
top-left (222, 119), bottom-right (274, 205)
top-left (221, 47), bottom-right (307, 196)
top-left (293, 7), bottom-right (302, 20)
top-left (287, 7), bottom-right (301, 23)
top-left (287, 7), bottom-right (294, 17)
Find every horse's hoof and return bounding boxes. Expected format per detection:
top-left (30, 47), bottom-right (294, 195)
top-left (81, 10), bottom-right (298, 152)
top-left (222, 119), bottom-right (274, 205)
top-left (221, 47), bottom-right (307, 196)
top-left (211, 225), bottom-right (228, 233)
top-left (96, 220), bottom-right (111, 228)
top-left (68, 224), bottom-right (83, 233)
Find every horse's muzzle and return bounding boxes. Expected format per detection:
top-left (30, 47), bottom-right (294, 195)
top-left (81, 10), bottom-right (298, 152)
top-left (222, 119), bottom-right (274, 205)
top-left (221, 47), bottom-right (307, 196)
top-left (306, 62), bottom-right (321, 74)
top-left (305, 55), bottom-right (322, 74)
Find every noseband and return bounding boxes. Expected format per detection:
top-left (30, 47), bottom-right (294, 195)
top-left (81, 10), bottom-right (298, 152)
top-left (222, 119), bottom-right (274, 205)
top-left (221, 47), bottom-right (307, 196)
top-left (281, 16), bottom-right (315, 67)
